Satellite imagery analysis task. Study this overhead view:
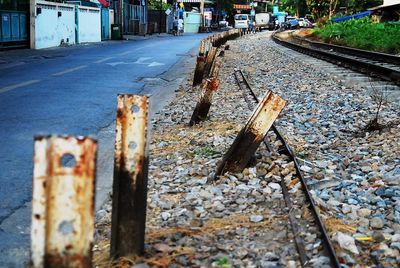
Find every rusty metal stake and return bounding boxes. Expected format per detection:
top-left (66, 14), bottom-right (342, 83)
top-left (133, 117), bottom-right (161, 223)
top-left (204, 46), bottom-right (218, 78)
top-left (199, 39), bottom-right (206, 56)
top-left (31, 136), bottom-right (97, 268)
top-left (110, 94), bottom-right (149, 258)
top-left (189, 58), bottom-right (222, 126)
top-left (215, 91), bottom-right (286, 177)
top-left (193, 56), bottom-right (207, 87)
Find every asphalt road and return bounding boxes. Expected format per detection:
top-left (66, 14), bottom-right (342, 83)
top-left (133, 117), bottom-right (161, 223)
top-left (0, 33), bottom-right (207, 267)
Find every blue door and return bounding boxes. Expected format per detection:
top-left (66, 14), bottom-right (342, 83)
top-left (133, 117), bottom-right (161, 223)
top-left (19, 13), bottom-right (27, 40)
top-left (101, 8), bottom-right (110, 40)
top-left (11, 13), bottom-right (20, 41)
top-left (1, 13), bottom-right (11, 41)
top-left (0, 11), bottom-right (28, 43)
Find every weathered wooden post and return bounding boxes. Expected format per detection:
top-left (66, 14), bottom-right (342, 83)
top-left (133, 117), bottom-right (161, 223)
top-left (31, 136), bottom-right (97, 268)
top-left (110, 94), bottom-right (149, 258)
top-left (189, 57), bottom-right (222, 126)
top-left (215, 91), bottom-right (286, 177)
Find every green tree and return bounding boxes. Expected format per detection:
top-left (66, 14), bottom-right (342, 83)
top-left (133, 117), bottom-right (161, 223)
top-left (280, 0), bottom-right (307, 17)
top-left (305, 0), bottom-right (339, 19)
top-left (341, 0), bottom-right (382, 13)
top-left (147, 0), bottom-right (171, 10)
top-left (280, 0), bottom-right (297, 15)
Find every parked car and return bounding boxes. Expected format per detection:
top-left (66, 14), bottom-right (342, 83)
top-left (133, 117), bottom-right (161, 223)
top-left (286, 16), bottom-right (299, 29)
top-left (234, 14), bottom-right (250, 29)
top-left (219, 19), bottom-right (229, 28)
top-left (298, 18), bottom-right (313, 28)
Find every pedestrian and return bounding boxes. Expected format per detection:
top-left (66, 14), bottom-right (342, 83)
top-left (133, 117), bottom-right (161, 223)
top-left (249, 20), bottom-right (254, 34)
top-left (172, 18), bottom-right (178, 36)
top-left (178, 18), bottom-right (184, 35)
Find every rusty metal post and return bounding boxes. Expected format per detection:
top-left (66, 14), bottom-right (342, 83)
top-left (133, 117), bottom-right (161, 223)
top-left (189, 58), bottom-right (222, 126)
top-left (193, 56), bottom-right (207, 87)
top-left (110, 94), bottom-right (149, 258)
top-left (215, 91), bottom-right (286, 177)
top-left (199, 39), bottom-right (206, 56)
top-left (204, 46), bottom-right (217, 78)
top-left (31, 136), bottom-right (97, 268)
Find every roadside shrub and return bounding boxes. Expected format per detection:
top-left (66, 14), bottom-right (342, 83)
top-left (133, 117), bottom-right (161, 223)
top-left (313, 18), bottom-right (400, 54)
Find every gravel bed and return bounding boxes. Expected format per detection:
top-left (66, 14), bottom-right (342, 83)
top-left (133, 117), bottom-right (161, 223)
top-left (249, 32), bottom-right (400, 267)
top-left (94, 31), bottom-right (400, 267)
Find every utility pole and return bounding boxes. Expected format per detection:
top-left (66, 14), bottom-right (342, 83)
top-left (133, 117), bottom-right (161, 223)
top-left (200, 0), bottom-right (204, 27)
top-left (30, 0), bottom-right (36, 49)
top-left (119, 0), bottom-right (124, 34)
top-left (159, 0), bottom-right (162, 34)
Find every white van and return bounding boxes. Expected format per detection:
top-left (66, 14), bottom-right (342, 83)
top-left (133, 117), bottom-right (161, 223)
top-left (234, 14), bottom-right (249, 29)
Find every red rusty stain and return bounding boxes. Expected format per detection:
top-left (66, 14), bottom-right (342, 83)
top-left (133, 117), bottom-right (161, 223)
top-left (117, 107), bottom-right (124, 120)
top-left (272, 98), bottom-right (286, 112)
top-left (209, 78), bottom-right (219, 91)
top-left (134, 154), bottom-right (145, 171)
top-left (44, 253), bottom-right (91, 268)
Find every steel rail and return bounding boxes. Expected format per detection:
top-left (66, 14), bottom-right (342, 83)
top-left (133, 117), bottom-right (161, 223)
top-left (273, 35), bottom-right (400, 85)
top-left (234, 69), bottom-right (341, 268)
top-left (293, 35), bottom-right (400, 66)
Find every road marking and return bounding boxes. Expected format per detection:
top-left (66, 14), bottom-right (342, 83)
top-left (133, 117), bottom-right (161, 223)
top-left (52, 65), bottom-right (87, 76)
top-left (0, 80), bottom-right (41, 94)
top-left (148, 62), bottom-right (165, 67)
top-left (107, 62), bottom-right (130, 67)
top-left (95, 57), bottom-right (114, 63)
top-left (134, 57), bottom-right (152, 64)
top-left (118, 51), bottom-right (133, 56)
top-left (107, 58), bottom-right (164, 68)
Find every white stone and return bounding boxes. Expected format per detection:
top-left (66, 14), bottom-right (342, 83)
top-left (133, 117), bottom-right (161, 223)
top-left (268, 182), bottom-right (281, 191)
top-left (161, 212), bottom-right (171, 221)
top-left (250, 215), bottom-right (264, 223)
top-left (357, 208), bottom-right (372, 217)
top-left (336, 232), bottom-right (359, 255)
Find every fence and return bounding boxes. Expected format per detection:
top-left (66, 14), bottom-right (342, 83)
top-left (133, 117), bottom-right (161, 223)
top-left (147, 9), bottom-right (166, 34)
top-left (123, 3), bottom-right (147, 35)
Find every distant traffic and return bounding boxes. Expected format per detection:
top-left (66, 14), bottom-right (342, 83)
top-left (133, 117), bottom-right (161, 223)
top-left (234, 12), bottom-right (315, 31)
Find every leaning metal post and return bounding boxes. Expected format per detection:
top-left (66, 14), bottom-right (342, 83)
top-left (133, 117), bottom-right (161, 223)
top-left (215, 91), bottom-right (286, 177)
top-left (189, 55), bottom-right (222, 126)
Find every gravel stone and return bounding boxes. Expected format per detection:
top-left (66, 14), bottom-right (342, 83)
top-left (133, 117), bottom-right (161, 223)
top-left (250, 215), bottom-right (264, 223)
top-left (370, 217), bottom-right (385, 229)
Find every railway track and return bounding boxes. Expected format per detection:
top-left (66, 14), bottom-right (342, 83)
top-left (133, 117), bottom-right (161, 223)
top-left (234, 69), bottom-right (342, 267)
top-left (272, 32), bottom-right (400, 86)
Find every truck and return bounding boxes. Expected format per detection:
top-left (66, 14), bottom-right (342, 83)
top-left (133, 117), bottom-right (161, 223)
top-left (255, 13), bottom-right (274, 30)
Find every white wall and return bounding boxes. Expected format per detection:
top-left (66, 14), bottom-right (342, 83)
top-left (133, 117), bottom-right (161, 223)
top-left (78, 6), bottom-right (101, 43)
top-left (384, 0), bottom-right (400, 6)
top-left (35, 1), bottom-right (76, 49)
